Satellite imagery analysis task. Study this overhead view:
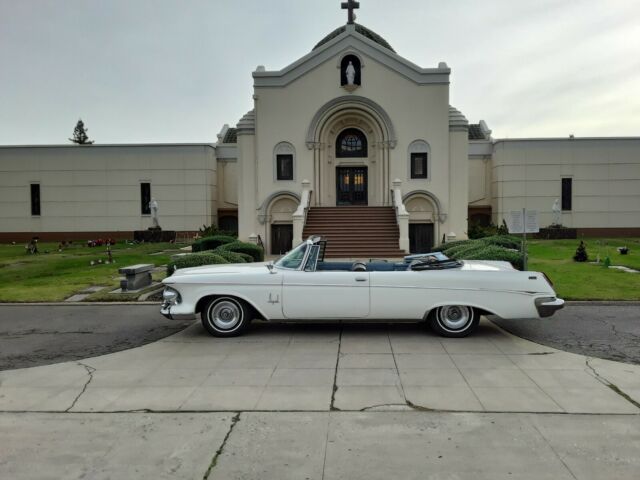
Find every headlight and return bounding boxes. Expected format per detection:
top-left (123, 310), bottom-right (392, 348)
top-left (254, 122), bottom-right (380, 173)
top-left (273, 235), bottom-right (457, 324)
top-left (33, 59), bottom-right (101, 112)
top-left (162, 287), bottom-right (180, 305)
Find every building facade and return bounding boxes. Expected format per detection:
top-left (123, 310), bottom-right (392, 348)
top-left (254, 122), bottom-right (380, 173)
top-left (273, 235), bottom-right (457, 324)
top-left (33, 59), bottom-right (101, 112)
top-left (1, 21), bottom-right (638, 248)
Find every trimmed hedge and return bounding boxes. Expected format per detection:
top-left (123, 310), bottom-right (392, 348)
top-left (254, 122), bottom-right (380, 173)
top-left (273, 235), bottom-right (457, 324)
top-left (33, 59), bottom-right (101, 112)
top-left (479, 235), bottom-right (521, 250)
top-left (214, 250), bottom-right (247, 264)
top-left (435, 239), bottom-right (475, 254)
top-left (452, 245), bottom-right (524, 270)
top-left (192, 235), bottom-right (236, 253)
top-left (167, 252), bottom-right (228, 275)
top-left (235, 252), bottom-right (254, 263)
top-left (217, 240), bottom-right (264, 262)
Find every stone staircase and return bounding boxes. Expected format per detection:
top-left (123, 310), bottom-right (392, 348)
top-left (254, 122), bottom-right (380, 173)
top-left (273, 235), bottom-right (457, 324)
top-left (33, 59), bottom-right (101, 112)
top-left (302, 206), bottom-right (406, 258)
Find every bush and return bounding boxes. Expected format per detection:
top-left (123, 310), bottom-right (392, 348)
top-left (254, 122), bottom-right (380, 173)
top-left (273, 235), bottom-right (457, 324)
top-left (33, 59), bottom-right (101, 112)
top-left (457, 245), bottom-right (524, 270)
top-left (214, 249), bottom-right (247, 264)
top-left (439, 241), bottom-right (478, 257)
top-left (479, 235), bottom-right (521, 250)
top-left (235, 252), bottom-right (254, 263)
top-left (198, 224), bottom-right (238, 239)
top-left (192, 235), bottom-right (236, 252)
top-left (573, 241), bottom-right (588, 262)
top-left (434, 239), bottom-right (475, 254)
top-left (166, 252), bottom-right (228, 275)
top-left (217, 240), bottom-right (264, 262)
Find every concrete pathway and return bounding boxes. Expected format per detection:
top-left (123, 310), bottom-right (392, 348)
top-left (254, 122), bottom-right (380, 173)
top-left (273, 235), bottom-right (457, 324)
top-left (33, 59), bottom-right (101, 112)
top-left (1, 319), bottom-right (640, 479)
top-left (1, 411), bottom-right (638, 479)
top-left (1, 319), bottom-right (638, 414)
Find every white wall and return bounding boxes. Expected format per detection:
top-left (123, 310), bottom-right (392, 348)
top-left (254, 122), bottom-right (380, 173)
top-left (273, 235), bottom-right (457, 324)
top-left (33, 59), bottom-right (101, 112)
top-left (0, 144), bottom-right (218, 233)
top-left (491, 138), bottom-right (640, 228)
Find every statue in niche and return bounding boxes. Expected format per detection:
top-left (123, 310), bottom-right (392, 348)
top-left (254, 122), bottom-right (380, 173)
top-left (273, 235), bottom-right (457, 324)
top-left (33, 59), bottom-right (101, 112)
top-left (340, 55), bottom-right (361, 91)
top-left (552, 198), bottom-right (561, 226)
top-left (345, 61), bottom-right (356, 85)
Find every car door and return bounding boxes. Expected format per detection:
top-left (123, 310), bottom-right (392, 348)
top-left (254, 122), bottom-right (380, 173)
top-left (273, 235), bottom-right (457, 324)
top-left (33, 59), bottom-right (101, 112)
top-left (281, 247), bottom-right (370, 319)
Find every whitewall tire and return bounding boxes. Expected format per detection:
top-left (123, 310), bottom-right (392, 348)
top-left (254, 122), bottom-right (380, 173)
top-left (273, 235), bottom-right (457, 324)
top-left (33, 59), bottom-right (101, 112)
top-left (201, 297), bottom-right (251, 337)
top-left (428, 305), bottom-right (479, 338)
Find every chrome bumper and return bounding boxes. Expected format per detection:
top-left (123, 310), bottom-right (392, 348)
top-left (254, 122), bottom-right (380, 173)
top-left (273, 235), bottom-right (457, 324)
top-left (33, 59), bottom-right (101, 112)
top-left (535, 297), bottom-right (565, 318)
top-left (160, 304), bottom-right (196, 321)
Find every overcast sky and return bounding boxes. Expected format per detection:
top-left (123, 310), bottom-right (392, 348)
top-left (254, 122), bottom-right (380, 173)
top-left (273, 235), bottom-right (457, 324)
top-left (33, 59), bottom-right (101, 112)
top-left (1, 0), bottom-right (638, 144)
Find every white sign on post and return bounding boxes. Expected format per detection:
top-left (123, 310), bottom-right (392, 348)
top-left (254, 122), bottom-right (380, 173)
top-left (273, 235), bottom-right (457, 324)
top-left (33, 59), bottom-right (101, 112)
top-left (507, 210), bottom-right (538, 234)
top-left (525, 210), bottom-right (539, 233)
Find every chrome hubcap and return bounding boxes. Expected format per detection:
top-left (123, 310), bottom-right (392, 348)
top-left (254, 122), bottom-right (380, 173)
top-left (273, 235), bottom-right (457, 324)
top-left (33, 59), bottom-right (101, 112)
top-left (438, 306), bottom-right (471, 331)
top-left (210, 300), bottom-right (242, 330)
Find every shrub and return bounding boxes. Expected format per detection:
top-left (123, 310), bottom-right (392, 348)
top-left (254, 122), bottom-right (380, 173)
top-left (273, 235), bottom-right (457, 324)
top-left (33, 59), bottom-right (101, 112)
top-left (439, 240), bottom-right (478, 257)
top-left (434, 239), bottom-right (475, 254)
top-left (166, 252), bottom-right (228, 275)
top-left (214, 249), bottom-right (247, 264)
top-left (192, 235), bottom-right (236, 253)
top-left (198, 224), bottom-right (238, 238)
top-left (217, 240), bottom-right (264, 262)
top-left (235, 252), bottom-right (254, 263)
top-left (573, 241), bottom-right (588, 262)
top-left (458, 245), bottom-right (524, 270)
top-left (479, 235), bottom-right (521, 250)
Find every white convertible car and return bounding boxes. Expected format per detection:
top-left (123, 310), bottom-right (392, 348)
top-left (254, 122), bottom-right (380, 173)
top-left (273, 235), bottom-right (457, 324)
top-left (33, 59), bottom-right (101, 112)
top-left (161, 236), bottom-right (564, 338)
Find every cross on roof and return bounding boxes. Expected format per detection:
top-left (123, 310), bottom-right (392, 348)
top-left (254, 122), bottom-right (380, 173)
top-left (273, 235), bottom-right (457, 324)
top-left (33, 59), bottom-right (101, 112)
top-left (341, 0), bottom-right (360, 25)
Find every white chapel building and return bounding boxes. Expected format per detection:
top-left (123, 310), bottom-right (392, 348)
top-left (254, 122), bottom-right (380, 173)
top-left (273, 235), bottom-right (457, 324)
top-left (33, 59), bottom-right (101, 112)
top-left (1, 11), bottom-right (639, 254)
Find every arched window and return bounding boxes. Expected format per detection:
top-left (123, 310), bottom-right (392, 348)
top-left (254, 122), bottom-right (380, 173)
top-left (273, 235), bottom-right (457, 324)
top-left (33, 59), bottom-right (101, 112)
top-left (336, 128), bottom-right (368, 158)
top-left (273, 142), bottom-right (295, 181)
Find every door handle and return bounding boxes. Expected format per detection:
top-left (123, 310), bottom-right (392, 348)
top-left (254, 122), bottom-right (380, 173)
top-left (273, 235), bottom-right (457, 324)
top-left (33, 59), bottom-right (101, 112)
top-left (355, 277), bottom-right (367, 282)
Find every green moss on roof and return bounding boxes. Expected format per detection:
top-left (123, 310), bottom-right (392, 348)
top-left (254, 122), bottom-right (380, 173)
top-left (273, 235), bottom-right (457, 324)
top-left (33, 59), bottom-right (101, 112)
top-left (313, 23), bottom-right (395, 52)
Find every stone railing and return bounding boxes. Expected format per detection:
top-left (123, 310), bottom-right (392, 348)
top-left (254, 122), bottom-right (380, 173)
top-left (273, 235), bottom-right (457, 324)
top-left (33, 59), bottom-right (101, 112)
top-left (292, 180), bottom-right (312, 245)
top-left (391, 179), bottom-right (410, 253)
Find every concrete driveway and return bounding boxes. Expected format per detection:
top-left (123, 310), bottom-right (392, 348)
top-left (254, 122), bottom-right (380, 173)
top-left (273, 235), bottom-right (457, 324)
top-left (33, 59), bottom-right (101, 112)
top-left (1, 319), bottom-right (638, 414)
top-left (1, 319), bottom-right (639, 479)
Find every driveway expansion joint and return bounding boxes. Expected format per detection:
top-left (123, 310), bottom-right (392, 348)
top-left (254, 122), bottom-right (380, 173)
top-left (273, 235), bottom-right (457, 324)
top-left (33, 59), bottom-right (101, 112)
top-left (202, 412), bottom-right (241, 480)
top-left (65, 362), bottom-right (95, 412)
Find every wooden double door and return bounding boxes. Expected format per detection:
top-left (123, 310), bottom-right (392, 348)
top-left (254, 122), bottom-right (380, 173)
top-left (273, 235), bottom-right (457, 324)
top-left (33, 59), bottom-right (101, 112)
top-left (409, 223), bottom-right (435, 253)
top-left (336, 167), bottom-right (367, 205)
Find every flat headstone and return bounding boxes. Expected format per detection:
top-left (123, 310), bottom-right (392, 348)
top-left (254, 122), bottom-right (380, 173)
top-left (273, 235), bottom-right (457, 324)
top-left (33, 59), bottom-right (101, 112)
top-left (118, 264), bottom-right (153, 275)
top-left (80, 286), bottom-right (106, 293)
top-left (64, 294), bottom-right (90, 302)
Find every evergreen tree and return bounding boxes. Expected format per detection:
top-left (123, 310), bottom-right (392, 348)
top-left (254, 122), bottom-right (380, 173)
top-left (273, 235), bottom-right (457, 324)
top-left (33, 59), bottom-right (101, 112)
top-left (69, 119), bottom-right (94, 144)
top-left (573, 241), bottom-right (588, 262)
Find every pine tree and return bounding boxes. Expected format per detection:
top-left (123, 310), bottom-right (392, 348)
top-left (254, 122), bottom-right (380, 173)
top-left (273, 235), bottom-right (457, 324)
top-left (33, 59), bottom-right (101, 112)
top-left (69, 119), bottom-right (94, 144)
top-left (573, 241), bottom-right (588, 262)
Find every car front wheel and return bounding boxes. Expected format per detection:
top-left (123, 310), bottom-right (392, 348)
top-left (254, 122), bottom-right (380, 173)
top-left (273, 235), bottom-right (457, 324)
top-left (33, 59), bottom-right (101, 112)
top-left (201, 297), bottom-right (251, 337)
top-left (428, 305), bottom-right (479, 338)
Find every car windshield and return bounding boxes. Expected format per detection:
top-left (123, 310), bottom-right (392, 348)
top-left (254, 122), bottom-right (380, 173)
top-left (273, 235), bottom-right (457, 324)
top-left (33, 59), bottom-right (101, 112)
top-left (274, 242), bottom-right (309, 269)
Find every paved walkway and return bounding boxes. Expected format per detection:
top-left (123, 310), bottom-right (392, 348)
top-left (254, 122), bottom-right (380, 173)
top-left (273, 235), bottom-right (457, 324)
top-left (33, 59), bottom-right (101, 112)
top-left (1, 319), bottom-right (638, 414)
top-left (1, 320), bottom-right (639, 479)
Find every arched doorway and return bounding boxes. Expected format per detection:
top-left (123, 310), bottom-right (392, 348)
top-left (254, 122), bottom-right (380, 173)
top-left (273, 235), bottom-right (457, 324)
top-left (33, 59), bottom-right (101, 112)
top-left (404, 191), bottom-right (443, 252)
top-left (306, 96), bottom-right (397, 207)
top-left (267, 195), bottom-right (298, 255)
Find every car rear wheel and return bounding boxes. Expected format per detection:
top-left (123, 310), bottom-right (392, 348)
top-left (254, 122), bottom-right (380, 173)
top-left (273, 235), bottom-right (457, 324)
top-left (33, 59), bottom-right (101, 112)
top-left (428, 305), bottom-right (479, 338)
top-left (201, 297), bottom-right (251, 337)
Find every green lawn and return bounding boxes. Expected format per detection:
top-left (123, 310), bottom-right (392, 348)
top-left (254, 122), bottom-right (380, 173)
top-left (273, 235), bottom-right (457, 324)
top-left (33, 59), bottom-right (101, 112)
top-left (527, 238), bottom-right (640, 301)
top-left (0, 237), bottom-right (638, 302)
top-left (0, 242), bottom-right (182, 302)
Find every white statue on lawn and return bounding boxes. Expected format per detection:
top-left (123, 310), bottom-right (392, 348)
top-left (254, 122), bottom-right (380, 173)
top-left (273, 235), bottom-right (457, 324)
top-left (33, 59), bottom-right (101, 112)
top-left (552, 198), bottom-right (561, 226)
top-left (149, 198), bottom-right (160, 228)
top-left (345, 61), bottom-right (356, 85)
